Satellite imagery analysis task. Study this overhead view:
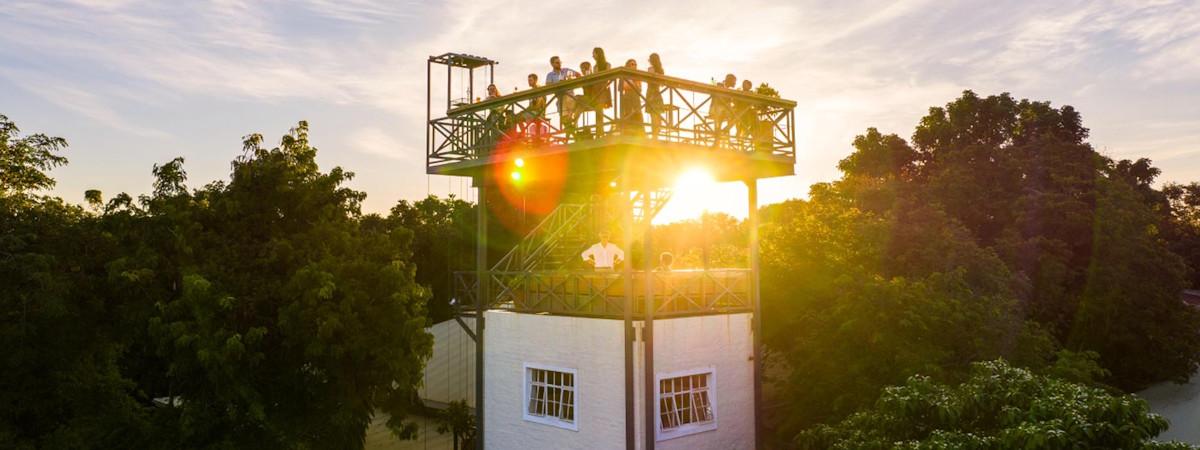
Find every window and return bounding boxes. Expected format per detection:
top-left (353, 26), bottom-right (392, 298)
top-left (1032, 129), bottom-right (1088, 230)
top-left (657, 368), bottom-right (717, 440)
top-left (523, 363), bottom-right (577, 431)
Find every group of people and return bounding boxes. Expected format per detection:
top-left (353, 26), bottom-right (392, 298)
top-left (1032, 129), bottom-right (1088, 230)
top-left (482, 48), bottom-right (762, 143)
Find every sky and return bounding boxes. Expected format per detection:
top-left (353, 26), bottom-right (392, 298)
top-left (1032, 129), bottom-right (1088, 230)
top-left (2, 0), bottom-right (1199, 222)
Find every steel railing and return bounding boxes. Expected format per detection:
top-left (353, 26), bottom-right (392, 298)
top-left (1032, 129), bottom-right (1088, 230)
top-left (452, 269), bottom-right (751, 319)
top-left (427, 67), bottom-right (796, 169)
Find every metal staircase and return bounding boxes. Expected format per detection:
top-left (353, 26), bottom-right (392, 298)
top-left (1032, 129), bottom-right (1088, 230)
top-left (491, 203), bottom-right (590, 272)
top-left (492, 189), bottom-right (674, 273)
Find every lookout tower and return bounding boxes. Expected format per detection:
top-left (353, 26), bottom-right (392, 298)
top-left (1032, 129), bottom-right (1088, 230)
top-left (426, 52), bottom-right (796, 450)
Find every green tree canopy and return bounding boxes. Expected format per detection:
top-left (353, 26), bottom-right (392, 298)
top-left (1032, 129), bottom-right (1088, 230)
top-left (1, 116), bottom-right (434, 449)
top-left (797, 360), bottom-right (1194, 450)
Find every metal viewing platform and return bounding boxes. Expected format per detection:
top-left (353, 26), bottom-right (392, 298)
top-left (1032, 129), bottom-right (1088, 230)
top-left (427, 66), bottom-right (797, 189)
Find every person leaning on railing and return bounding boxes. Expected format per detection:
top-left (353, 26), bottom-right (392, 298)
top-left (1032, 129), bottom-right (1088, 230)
top-left (546, 55), bottom-right (581, 138)
top-left (524, 73), bottom-right (547, 118)
top-left (710, 73), bottom-right (738, 142)
top-left (482, 83), bottom-right (509, 152)
top-left (518, 74), bottom-right (551, 142)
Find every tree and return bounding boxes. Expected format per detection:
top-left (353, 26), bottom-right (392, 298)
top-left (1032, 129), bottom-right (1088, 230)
top-left (808, 91), bottom-right (1200, 391)
top-left (761, 186), bottom-right (1057, 436)
top-left (133, 122), bottom-right (434, 448)
top-left (1159, 182), bottom-right (1200, 287)
top-left (435, 400), bottom-right (477, 450)
top-left (384, 196), bottom-right (476, 323)
top-left (1068, 178), bottom-right (1200, 389)
top-left (0, 115), bottom-right (150, 448)
top-left (650, 212), bottom-right (746, 269)
top-left (796, 360), bottom-right (1194, 449)
top-left (1, 117), bottom-right (436, 448)
top-left (0, 114), bottom-right (68, 199)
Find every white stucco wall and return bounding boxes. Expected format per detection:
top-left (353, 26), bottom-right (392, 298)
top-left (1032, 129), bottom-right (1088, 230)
top-left (421, 317), bottom-right (476, 407)
top-left (483, 311), bottom-right (755, 450)
top-left (484, 311), bottom-right (628, 449)
top-left (648, 313), bottom-right (754, 450)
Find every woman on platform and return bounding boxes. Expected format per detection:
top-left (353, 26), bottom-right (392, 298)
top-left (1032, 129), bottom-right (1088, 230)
top-left (646, 53), bottom-right (666, 136)
top-left (619, 59), bottom-right (644, 136)
top-left (589, 47), bottom-right (614, 136)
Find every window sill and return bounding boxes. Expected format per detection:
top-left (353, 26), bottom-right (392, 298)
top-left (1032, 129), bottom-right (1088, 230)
top-left (522, 414), bottom-right (579, 432)
top-left (657, 420), bottom-right (717, 441)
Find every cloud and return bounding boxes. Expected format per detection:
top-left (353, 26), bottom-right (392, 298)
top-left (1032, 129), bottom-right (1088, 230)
top-left (350, 127), bottom-right (410, 160)
top-left (0, 68), bottom-right (168, 138)
top-left (2, 0), bottom-right (1200, 212)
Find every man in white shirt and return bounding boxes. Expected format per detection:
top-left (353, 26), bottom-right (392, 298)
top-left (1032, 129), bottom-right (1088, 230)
top-left (581, 231), bottom-right (624, 271)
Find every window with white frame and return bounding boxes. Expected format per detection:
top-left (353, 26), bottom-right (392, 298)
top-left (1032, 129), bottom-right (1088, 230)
top-left (657, 368), bottom-right (717, 440)
top-left (523, 363), bottom-right (577, 431)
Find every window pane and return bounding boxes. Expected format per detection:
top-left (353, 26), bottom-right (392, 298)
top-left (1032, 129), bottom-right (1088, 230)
top-left (526, 368), bottom-right (577, 424)
top-left (658, 372), bottom-right (714, 431)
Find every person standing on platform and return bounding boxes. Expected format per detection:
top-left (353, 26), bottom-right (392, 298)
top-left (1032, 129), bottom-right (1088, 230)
top-left (590, 47), bottom-right (614, 136)
top-left (646, 53), bottom-right (666, 136)
top-left (736, 79), bottom-right (755, 141)
top-left (546, 56), bottom-right (581, 135)
top-left (619, 59), bottom-right (644, 136)
top-left (581, 231), bottom-right (624, 271)
top-left (546, 55), bottom-right (580, 84)
top-left (712, 73), bottom-right (738, 142)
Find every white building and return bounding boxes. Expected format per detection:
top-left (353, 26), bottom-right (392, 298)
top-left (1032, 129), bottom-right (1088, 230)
top-left (483, 311), bottom-right (754, 449)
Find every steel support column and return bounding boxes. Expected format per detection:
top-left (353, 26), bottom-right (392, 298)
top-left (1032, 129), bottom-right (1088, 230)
top-left (475, 176), bottom-right (488, 450)
top-left (623, 193), bottom-right (636, 450)
top-left (425, 59), bottom-right (431, 176)
top-left (747, 179), bottom-right (762, 449)
top-left (643, 190), bottom-right (656, 450)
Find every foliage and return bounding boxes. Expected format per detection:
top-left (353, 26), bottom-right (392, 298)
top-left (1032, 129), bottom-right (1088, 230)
top-left (0, 114), bottom-right (68, 199)
top-left (1068, 178), bottom-right (1200, 387)
top-left (796, 360), bottom-right (1194, 450)
top-left (1161, 182), bottom-right (1200, 288)
top-left (760, 184), bottom-right (1056, 433)
top-left (754, 83), bottom-right (780, 98)
top-left (138, 123), bottom-right (433, 448)
top-left (789, 91), bottom-right (1198, 388)
top-left (0, 116), bottom-right (149, 448)
top-left (435, 400), bottom-right (477, 450)
top-left (763, 91), bottom-right (1200, 442)
top-left (384, 196), bottom-right (476, 322)
top-left (0, 116), bottom-right (434, 449)
top-left (650, 212), bottom-right (746, 269)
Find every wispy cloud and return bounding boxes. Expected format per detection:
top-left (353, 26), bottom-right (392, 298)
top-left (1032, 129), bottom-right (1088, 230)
top-left (1, 0), bottom-right (1198, 213)
top-left (0, 68), bottom-right (168, 138)
top-left (349, 127), bottom-right (410, 160)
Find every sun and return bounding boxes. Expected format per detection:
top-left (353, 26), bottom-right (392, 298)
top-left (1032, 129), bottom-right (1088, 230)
top-left (674, 168), bottom-right (715, 191)
top-left (654, 168), bottom-right (743, 224)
